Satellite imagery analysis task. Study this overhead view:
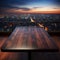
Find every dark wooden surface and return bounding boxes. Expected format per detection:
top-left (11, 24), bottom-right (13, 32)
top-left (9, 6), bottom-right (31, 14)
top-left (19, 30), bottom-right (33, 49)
top-left (31, 52), bottom-right (60, 60)
top-left (1, 26), bottom-right (58, 51)
top-left (0, 52), bottom-right (28, 60)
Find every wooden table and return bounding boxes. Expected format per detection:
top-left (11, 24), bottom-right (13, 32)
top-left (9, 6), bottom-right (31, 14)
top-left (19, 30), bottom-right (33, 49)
top-left (1, 26), bottom-right (58, 52)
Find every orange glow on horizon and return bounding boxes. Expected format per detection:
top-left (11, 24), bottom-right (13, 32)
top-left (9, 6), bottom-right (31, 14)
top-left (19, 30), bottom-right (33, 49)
top-left (0, 7), bottom-right (60, 17)
top-left (6, 8), bottom-right (60, 14)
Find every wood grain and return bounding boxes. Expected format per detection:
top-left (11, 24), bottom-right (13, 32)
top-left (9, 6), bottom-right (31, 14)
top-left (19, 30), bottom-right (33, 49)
top-left (1, 26), bottom-right (58, 51)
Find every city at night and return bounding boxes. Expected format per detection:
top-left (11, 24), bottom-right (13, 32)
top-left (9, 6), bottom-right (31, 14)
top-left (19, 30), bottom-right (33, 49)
top-left (0, 0), bottom-right (60, 60)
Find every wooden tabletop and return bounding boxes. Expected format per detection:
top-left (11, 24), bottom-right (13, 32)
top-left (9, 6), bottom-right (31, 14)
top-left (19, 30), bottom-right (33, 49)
top-left (1, 26), bottom-right (58, 52)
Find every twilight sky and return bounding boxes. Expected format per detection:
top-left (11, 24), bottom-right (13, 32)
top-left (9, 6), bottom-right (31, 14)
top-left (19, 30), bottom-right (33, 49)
top-left (0, 0), bottom-right (60, 16)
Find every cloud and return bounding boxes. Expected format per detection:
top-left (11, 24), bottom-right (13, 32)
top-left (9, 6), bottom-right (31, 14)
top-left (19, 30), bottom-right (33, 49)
top-left (32, 7), bottom-right (43, 9)
top-left (20, 8), bottom-right (31, 11)
top-left (0, 6), bottom-right (31, 15)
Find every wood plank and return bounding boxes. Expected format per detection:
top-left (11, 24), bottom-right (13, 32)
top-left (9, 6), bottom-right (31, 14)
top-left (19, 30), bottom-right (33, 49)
top-left (39, 28), bottom-right (58, 49)
top-left (1, 26), bottom-right (58, 51)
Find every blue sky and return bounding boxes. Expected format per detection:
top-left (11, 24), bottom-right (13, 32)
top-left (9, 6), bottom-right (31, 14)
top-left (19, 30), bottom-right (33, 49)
top-left (0, 0), bottom-right (60, 8)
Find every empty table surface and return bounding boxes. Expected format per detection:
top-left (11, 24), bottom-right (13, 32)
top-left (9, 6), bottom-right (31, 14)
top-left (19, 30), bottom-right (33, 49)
top-left (1, 26), bottom-right (58, 52)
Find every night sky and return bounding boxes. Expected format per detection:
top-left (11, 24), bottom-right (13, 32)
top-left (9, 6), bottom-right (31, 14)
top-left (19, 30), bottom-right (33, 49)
top-left (0, 0), bottom-right (60, 16)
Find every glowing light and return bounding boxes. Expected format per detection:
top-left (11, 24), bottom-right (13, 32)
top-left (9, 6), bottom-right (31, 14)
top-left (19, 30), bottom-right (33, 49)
top-left (30, 17), bottom-right (35, 22)
top-left (7, 47), bottom-right (36, 50)
top-left (45, 27), bottom-right (48, 31)
top-left (38, 23), bottom-right (44, 28)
